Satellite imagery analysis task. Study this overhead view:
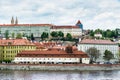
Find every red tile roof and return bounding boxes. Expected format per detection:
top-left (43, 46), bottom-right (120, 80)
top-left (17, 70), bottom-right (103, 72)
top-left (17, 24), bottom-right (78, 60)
top-left (76, 20), bottom-right (81, 24)
top-left (51, 25), bottom-right (80, 29)
top-left (0, 24), bottom-right (53, 27)
top-left (79, 39), bottom-right (117, 45)
top-left (16, 49), bottom-right (89, 58)
top-left (0, 39), bottom-right (35, 46)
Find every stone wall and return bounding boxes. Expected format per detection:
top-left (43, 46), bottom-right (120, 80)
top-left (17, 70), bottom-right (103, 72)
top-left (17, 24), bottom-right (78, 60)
top-left (0, 64), bottom-right (120, 71)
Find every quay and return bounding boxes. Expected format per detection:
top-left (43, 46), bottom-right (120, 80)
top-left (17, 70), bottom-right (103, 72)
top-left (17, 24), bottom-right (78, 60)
top-left (0, 64), bottom-right (120, 71)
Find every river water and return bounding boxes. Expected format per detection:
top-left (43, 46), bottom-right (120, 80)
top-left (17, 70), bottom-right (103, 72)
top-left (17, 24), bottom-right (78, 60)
top-left (0, 70), bottom-right (119, 80)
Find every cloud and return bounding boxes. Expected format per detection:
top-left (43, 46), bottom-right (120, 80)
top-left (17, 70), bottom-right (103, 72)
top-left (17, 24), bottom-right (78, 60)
top-left (0, 0), bottom-right (120, 30)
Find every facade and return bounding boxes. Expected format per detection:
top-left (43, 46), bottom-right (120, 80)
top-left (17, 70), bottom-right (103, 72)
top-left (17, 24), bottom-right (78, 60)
top-left (14, 47), bottom-right (90, 64)
top-left (77, 39), bottom-right (119, 62)
top-left (50, 20), bottom-right (83, 38)
top-left (0, 24), bottom-right (51, 38)
top-left (51, 25), bottom-right (82, 37)
top-left (0, 18), bottom-right (83, 38)
top-left (0, 39), bottom-right (36, 61)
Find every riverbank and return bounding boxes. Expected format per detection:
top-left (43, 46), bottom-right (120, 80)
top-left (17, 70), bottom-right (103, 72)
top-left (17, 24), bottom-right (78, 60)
top-left (0, 64), bottom-right (120, 71)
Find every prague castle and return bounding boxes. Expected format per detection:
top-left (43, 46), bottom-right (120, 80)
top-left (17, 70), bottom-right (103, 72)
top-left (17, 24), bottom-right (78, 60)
top-left (0, 17), bottom-right (83, 38)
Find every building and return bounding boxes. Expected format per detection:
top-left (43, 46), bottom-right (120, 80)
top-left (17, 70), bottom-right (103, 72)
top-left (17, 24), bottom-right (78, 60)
top-left (50, 20), bottom-right (83, 38)
top-left (76, 20), bottom-right (83, 30)
top-left (0, 24), bottom-right (51, 38)
top-left (77, 39), bottom-right (119, 62)
top-left (94, 33), bottom-right (102, 38)
top-left (13, 46), bottom-right (90, 64)
top-left (0, 17), bottom-right (83, 39)
top-left (0, 39), bottom-right (36, 61)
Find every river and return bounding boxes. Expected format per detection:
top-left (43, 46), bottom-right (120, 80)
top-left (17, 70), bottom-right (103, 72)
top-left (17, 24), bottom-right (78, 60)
top-left (0, 70), bottom-right (119, 80)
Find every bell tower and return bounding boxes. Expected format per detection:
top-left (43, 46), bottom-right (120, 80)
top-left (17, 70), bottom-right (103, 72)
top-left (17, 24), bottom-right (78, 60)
top-left (11, 16), bottom-right (14, 24)
top-left (15, 17), bottom-right (18, 24)
top-left (76, 20), bottom-right (83, 30)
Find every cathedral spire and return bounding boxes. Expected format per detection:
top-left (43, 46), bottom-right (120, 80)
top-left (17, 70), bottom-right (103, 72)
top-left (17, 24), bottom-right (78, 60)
top-left (11, 16), bottom-right (14, 24)
top-left (15, 17), bottom-right (18, 24)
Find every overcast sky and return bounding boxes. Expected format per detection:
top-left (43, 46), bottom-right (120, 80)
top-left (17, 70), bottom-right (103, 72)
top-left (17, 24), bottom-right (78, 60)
top-left (0, 0), bottom-right (120, 30)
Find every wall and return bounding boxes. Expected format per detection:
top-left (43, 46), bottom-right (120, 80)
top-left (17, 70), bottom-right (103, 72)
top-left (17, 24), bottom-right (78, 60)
top-left (0, 64), bottom-right (120, 71)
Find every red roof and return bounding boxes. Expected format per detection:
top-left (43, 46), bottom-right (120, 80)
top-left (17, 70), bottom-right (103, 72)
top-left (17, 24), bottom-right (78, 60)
top-left (76, 20), bottom-right (81, 24)
top-left (16, 49), bottom-right (89, 58)
top-left (0, 39), bottom-right (35, 46)
top-left (51, 25), bottom-right (80, 29)
top-left (79, 39), bottom-right (117, 45)
top-left (0, 24), bottom-right (53, 27)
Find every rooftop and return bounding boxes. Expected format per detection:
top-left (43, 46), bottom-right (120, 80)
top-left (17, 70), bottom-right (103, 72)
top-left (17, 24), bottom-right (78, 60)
top-left (51, 25), bottom-right (80, 29)
top-left (0, 24), bottom-right (53, 27)
top-left (0, 39), bottom-right (35, 46)
top-left (16, 49), bottom-right (89, 58)
top-left (79, 39), bottom-right (117, 45)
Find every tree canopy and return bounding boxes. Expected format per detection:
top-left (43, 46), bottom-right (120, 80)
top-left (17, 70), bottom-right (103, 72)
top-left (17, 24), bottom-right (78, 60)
top-left (41, 32), bottom-right (49, 40)
top-left (5, 30), bottom-right (9, 39)
top-left (50, 31), bottom-right (58, 38)
top-left (66, 33), bottom-right (72, 40)
top-left (103, 50), bottom-right (114, 61)
top-left (86, 47), bottom-right (100, 63)
top-left (16, 33), bottom-right (22, 39)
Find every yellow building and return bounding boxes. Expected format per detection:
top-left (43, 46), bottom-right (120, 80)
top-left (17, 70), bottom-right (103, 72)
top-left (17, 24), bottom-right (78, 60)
top-left (0, 39), bottom-right (36, 61)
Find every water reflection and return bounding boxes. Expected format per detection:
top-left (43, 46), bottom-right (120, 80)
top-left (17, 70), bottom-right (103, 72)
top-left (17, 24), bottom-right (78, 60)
top-left (0, 70), bottom-right (120, 80)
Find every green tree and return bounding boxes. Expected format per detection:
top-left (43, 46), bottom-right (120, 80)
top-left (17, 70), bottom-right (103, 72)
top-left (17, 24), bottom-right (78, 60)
top-left (94, 29), bottom-right (102, 34)
top-left (58, 31), bottom-right (64, 38)
top-left (16, 33), bottom-right (22, 39)
top-left (89, 30), bottom-right (94, 37)
top-left (116, 51), bottom-right (120, 63)
top-left (41, 32), bottom-right (48, 40)
top-left (22, 33), bottom-right (27, 37)
top-left (11, 32), bottom-right (15, 39)
top-left (5, 30), bottom-right (9, 39)
top-left (103, 50), bottom-right (114, 62)
top-left (86, 47), bottom-right (100, 64)
top-left (30, 33), bottom-right (35, 41)
top-left (50, 31), bottom-right (58, 38)
top-left (66, 33), bottom-right (72, 40)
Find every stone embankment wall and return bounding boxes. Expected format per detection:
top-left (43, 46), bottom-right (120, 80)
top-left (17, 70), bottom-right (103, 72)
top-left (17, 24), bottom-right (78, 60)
top-left (0, 64), bottom-right (120, 71)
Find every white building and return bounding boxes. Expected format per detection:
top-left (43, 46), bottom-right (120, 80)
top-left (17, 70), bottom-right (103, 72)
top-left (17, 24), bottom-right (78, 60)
top-left (13, 47), bottom-right (90, 64)
top-left (51, 26), bottom-right (82, 38)
top-left (94, 33), bottom-right (102, 38)
top-left (77, 39), bottom-right (119, 62)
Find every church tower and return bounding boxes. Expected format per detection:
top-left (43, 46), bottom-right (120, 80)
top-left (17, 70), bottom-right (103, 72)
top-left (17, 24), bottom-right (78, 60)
top-left (11, 16), bottom-right (14, 24)
top-left (76, 20), bottom-right (83, 30)
top-left (15, 17), bottom-right (18, 24)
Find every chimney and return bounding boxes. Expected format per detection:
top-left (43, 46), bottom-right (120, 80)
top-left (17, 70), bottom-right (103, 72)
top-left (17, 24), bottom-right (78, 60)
top-left (65, 45), bottom-right (73, 54)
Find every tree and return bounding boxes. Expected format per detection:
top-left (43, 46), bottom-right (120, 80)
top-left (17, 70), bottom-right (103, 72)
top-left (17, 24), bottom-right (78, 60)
top-left (103, 50), bottom-right (114, 62)
top-left (5, 30), bottom-right (9, 39)
top-left (11, 32), bottom-right (15, 39)
top-left (89, 30), bottom-right (94, 37)
top-left (86, 47), bottom-right (100, 64)
top-left (58, 31), bottom-right (64, 38)
top-left (66, 33), bottom-right (72, 41)
top-left (22, 33), bottom-right (27, 37)
top-left (41, 32), bottom-right (49, 40)
top-left (116, 51), bottom-right (120, 63)
top-left (30, 33), bottom-right (35, 41)
top-left (16, 33), bottom-right (22, 39)
top-left (94, 29), bottom-right (102, 34)
top-left (50, 31), bottom-right (58, 38)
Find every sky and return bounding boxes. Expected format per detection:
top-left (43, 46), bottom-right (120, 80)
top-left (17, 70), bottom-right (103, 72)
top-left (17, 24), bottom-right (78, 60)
top-left (0, 0), bottom-right (120, 30)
